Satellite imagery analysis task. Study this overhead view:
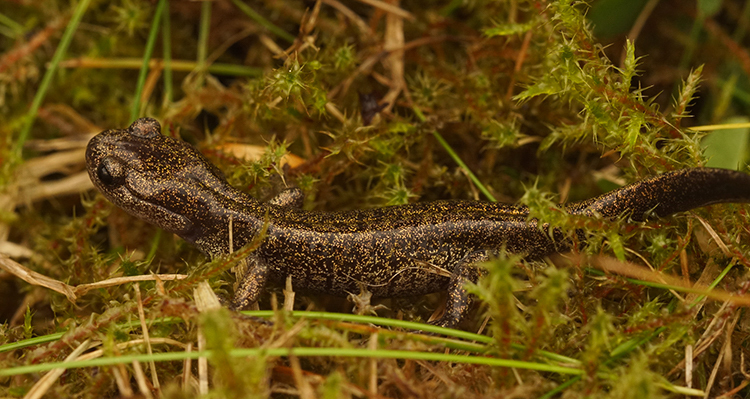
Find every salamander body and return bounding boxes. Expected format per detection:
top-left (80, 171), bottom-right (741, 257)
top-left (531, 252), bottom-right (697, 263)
top-left (85, 118), bottom-right (750, 327)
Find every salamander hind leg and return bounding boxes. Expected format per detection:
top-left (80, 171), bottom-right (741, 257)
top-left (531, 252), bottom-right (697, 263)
top-left (231, 258), bottom-right (270, 310)
top-left (429, 251), bottom-right (489, 329)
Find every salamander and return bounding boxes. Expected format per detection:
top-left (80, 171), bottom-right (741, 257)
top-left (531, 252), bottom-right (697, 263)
top-left (85, 118), bottom-right (750, 327)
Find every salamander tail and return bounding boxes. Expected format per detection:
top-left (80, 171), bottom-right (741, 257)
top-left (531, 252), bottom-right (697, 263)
top-left (566, 168), bottom-right (750, 221)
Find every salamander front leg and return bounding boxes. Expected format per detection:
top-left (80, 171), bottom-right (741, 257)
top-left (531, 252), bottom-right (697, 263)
top-left (231, 257), bottom-right (270, 310)
top-left (430, 251), bottom-right (488, 329)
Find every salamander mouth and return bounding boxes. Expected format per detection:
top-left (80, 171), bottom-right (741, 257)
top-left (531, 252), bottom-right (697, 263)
top-left (118, 184), bottom-right (192, 237)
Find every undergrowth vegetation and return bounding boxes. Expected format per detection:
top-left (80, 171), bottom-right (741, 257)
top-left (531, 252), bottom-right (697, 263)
top-left (1, 0), bottom-right (750, 397)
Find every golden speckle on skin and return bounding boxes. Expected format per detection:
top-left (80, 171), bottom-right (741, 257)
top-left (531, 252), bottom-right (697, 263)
top-left (86, 118), bottom-right (750, 328)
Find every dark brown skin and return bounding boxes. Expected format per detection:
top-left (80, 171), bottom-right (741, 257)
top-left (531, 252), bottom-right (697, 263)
top-left (85, 118), bottom-right (750, 327)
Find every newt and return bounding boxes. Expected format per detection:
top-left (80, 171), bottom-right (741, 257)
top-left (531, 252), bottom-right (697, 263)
top-left (85, 118), bottom-right (750, 327)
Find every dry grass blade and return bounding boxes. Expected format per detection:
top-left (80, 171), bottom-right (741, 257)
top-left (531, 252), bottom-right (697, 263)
top-left (322, 0), bottom-right (373, 35)
top-left (368, 332), bottom-right (379, 395)
top-left (23, 339), bottom-right (91, 399)
top-left (198, 329), bottom-right (208, 395)
top-left (716, 380), bottom-right (750, 398)
top-left (20, 172), bottom-right (93, 203)
top-left (135, 284), bottom-right (161, 390)
top-left (381, 1), bottom-right (405, 113)
top-left (183, 343), bottom-right (194, 391)
top-left (73, 274), bottom-right (188, 296)
top-left (683, 345), bottom-right (693, 388)
top-left (625, 247), bottom-right (685, 301)
top-left (283, 276), bottom-right (295, 311)
top-left (14, 146), bottom-right (93, 204)
top-left (25, 134), bottom-right (96, 152)
top-left (19, 148), bottom-right (86, 178)
top-left (694, 216), bottom-right (732, 257)
top-left (356, 0), bottom-right (414, 20)
top-left (132, 359), bottom-right (155, 399)
top-left (619, 0), bottom-right (660, 65)
top-left (561, 254), bottom-right (750, 306)
top-left (0, 241), bottom-right (35, 259)
top-left (324, 102), bottom-right (347, 124)
top-left (685, 258), bottom-right (722, 312)
top-left (112, 360), bottom-right (133, 397)
top-left (75, 338), bottom-right (188, 362)
top-left (289, 354), bottom-right (316, 399)
top-left (214, 143), bottom-right (306, 168)
top-left (0, 253), bottom-right (187, 301)
top-left (0, 253), bottom-right (77, 301)
top-left (669, 301), bottom-right (732, 376)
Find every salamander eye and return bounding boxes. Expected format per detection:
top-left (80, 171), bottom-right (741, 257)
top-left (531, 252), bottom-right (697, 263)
top-left (96, 158), bottom-right (124, 186)
top-left (97, 164), bottom-right (114, 185)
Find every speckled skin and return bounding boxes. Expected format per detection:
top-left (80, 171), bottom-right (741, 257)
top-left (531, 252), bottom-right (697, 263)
top-left (86, 118), bottom-right (750, 327)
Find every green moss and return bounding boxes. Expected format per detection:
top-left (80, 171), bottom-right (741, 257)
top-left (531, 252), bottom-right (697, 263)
top-left (2, 0), bottom-right (750, 397)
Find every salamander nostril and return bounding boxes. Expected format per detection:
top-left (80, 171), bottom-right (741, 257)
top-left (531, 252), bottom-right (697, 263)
top-left (128, 117), bottom-right (161, 138)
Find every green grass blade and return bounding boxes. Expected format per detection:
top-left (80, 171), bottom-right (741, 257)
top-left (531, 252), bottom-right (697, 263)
top-left (130, 0), bottom-right (167, 121)
top-left (432, 130), bottom-right (498, 202)
top-left (229, 0), bottom-right (295, 43)
top-left (161, 1), bottom-right (173, 105)
top-left (0, 332), bottom-right (65, 353)
top-left (60, 57), bottom-right (262, 76)
top-left (243, 310), bottom-right (581, 365)
top-left (0, 347), bottom-right (583, 377)
top-left (14, 0), bottom-right (93, 159)
top-left (411, 106), bottom-right (497, 201)
top-left (0, 318), bottom-right (183, 354)
top-left (195, 0), bottom-right (211, 87)
top-left (0, 12), bottom-right (24, 38)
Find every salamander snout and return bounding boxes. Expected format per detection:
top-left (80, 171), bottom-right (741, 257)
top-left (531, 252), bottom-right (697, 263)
top-left (127, 117), bottom-right (161, 139)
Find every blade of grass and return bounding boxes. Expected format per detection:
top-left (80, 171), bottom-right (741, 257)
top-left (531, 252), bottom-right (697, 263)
top-left (0, 12), bottom-right (24, 38)
top-left (229, 0), bottom-right (295, 43)
top-left (542, 261), bottom-right (737, 397)
top-left (0, 347), bottom-right (584, 377)
top-left (0, 311), bottom-right (579, 367)
top-left (60, 57), bottom-right (262, 76)
top-left (539, 377), bottom-right (579, 399)
top-left (733, 0), bottom-right (750, 41)
top-left (0, 317), bottom-right (183, 354)
top-left (14, 0), bottom-right (92, 159)
top-left (130, 0), bottom-right (167, 121)
top-left (411, 106), bottom-right (497, 201)
top-left (431, 130), bottom-right (498, 201)
top-left (688, 259), bottom-right (735, 308)
top-left (692, 122), bottom-right (750, 131)
top-left (244, 310), bottom-right (580, 365)
top-left (245, 310), bottom-right (494, 342)
top-left (541, 327), bottom-right (668, 398)
top-left (584, 263), bottom-right (739, 304)
top-left (0, 332), bottom-right (65, 353)
top-left (145, 230), bottom-right (162, 263)
top-left (161, 2), bottom-right (173, 105)
top-left (195, 0), bottom-right (211, 87)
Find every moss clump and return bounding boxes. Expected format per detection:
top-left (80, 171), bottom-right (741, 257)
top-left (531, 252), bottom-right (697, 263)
top-left (1, 0), bottom-right (749, 398)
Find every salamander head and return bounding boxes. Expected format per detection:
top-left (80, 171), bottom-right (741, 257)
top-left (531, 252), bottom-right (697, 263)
top-left (85, 118), bottom-right (245, 241)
